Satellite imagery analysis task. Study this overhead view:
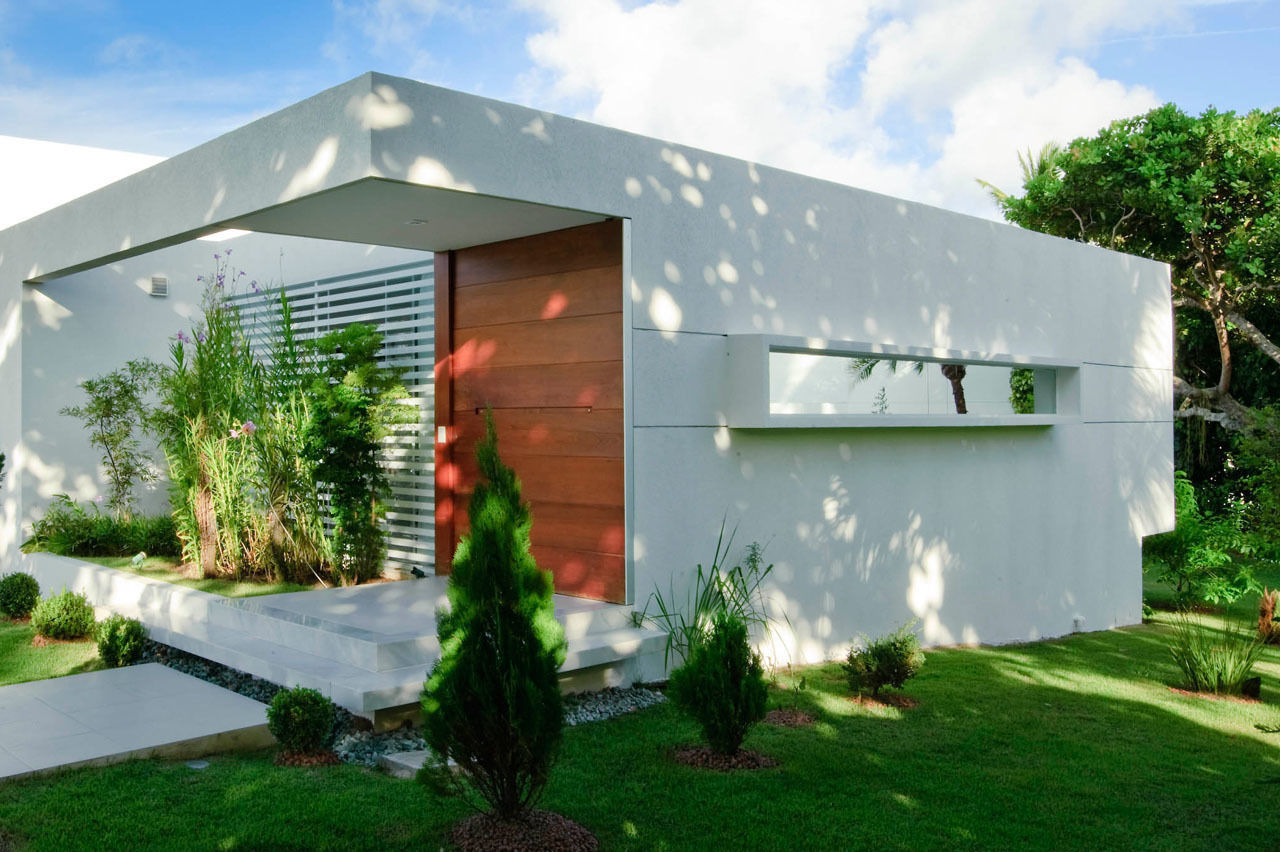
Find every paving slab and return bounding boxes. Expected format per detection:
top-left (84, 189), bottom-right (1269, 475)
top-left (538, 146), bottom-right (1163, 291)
top-left (0, 663), bottom-right (273, 782)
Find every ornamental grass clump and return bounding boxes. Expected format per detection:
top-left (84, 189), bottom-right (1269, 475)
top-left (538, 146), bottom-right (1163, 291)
top-left (844, 620), bottom-right (925, 696)
top-left (95, 614), bottom-right (148, 667)
top-left (1170, 612), bottom-right (1264, 695)
top-left (1259, 589), bottom-right (1280, 645)
top-left (31, 588), bottom-right (95, 640)
top-left (0, 572), bottom-right (40, 619)
top-left (420, 413), bottom-right (567, 821)
top-left (668, 610), bottom-right (768, 756)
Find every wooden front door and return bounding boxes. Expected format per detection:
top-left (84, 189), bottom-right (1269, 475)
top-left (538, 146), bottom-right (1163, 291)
top-left (434, 220), bottom-right (626, 602)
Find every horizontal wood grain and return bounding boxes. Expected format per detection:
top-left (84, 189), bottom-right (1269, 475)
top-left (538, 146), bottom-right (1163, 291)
top-left (455, 454), bottom-right (624, 508)
top-left (453, 409), bottom-right (624, 458)
top-left (454, 220), bottom-right (623, 288)
top-left (453, 362), bottom-right (623, 412)
top-left (453, 266), bottom-right (621, 329)
top-left (451, 501), bottom-right (624, 555)
top-left (453, 313), bottom-right (623, 370)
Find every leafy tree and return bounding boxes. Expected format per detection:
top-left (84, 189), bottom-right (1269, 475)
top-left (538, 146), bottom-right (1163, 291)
top-left (60, 359), bottom-right (161, 520)
top-left (420, 413), bottom-right (567, 819)
top-left (849, 358), bottom-right (969, 414)
top-left (992, 104), bottom-right (1280, 430)
top-left (302, 323), bottom-right (410, 584)
top-left (1144, 471), bottom-right (1259, 604)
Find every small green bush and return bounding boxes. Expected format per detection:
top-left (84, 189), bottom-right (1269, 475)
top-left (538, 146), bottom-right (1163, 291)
top-left (95, 614), bottom-right (148, 667)
top-left (0, 572), bottom-right (40, 618)
top-left (30, 588), bottom-right (96, 640)
top-left (267, 687), bottom-right (336, 755)
top-left (23, 495), bottom-right (180, 558)
top-left (844, 620), bottom-right (925, 696)
top-left (1170, 613), bottom-right (1263, 695)
top-left (668, 611), bottom-right (768, 755)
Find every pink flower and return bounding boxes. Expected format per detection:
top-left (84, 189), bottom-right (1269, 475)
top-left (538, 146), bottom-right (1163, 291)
top-left (94, 495), bottom-right (104, 504)
top-left (241, 420), bottom-right (257, 436)
top-left (229, 428), bottom-right (241, 439)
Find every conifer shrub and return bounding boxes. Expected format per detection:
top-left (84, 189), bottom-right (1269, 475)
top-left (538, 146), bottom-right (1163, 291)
top-left (31, 588), bottom-right (95, 640)
top-left (844, 620), bottom-right (925, 696)
top-left (420, 414), bottom-right (567, 819)
top-left (267, 687), bottom-right (336, 755)
top-left (0, 572), bottom-right (40, 619)
top-left (95, 614), bottom-right (148, 667)
top-left (668, 610), bottom-right (768, 755)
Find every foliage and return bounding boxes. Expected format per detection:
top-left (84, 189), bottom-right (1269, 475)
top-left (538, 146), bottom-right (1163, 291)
top-left (420, 414), bottom-right (566, 820)
top-left (668, 611), bottom-right (768, 755)
top-left (1233, 404), bottom-right (1280, 553)
top-left (1009, 368), bottom-right (1035, 414)
top-left (843, 620), bottom-right (925, 696)
top-left (849, 357), bottom-right (969, 414)
top-left (642, 523), bottom-right (778, 668)
top-left (995, 104), bottom-right (1280, 430)
top-left (1169, 612), bottom-right (1263, 695)
top-left (0, 573), bottom-right (40, 619)
top-left (94, 614), bottom-right (147, 667)
top-left (0, 451), bottom-right (5, 493)
top-left (23, 495), bottom-right (180, 558)
top-left (30, 588), bottom-right (95, 640)
top-left (1259, 588), bottom-right (1280, 645)
top-left (302, 323), bottom-right (410, 585)
top-left (59, 359), bottom-right (161, 521)
top-left (155, 261), bottom-right (327, 583)
top-left (267, 687), bottom-right (336, 755)
top-left (1143, 472), bottom-right (1259, 605)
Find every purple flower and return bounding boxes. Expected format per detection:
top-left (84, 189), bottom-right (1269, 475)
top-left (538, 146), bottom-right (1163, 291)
top-left (241, 420), bottom-right (257, 436)
top-left (213, 252), bottom-right (221, 260)
top-left (224, 249), bottom-right (232, 256)
top-left (196, 275), bottom-right (204, 282)
top-left (196, 332), bottom-right (206, 344)
top-left (228, 428), bottom-right (241, 439)
top-left (175, 330), bottom-right (191, 344)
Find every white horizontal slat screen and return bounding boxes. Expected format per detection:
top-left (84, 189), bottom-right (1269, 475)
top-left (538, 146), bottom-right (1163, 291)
top-left (233, 259), bottom-right (435, 576)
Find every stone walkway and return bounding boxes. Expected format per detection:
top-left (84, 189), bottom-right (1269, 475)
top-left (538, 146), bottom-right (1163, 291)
top-left (0, 663), bottom-right (272, 781)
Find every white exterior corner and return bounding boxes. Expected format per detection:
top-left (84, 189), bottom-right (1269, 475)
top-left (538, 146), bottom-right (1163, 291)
top-left (0, 73), bottom-right (1174, 667)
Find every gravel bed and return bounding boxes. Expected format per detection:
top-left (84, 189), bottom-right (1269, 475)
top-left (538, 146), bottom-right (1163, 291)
top-left (138, 640), bottom-right (665, 769)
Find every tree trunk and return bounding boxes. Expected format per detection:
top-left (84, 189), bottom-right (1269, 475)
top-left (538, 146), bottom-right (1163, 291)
top-left (940, 363), bottom-right (968, 414)
top-left (194, 465), bottom-right (219, 579)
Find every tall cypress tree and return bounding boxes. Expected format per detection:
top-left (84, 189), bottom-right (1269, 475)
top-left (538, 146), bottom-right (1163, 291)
top-left (421, 413), bottom-right (567, 819)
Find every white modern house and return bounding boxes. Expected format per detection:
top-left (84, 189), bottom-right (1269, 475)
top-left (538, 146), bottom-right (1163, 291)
top-left (0, 74), bottom-right (1174, 718)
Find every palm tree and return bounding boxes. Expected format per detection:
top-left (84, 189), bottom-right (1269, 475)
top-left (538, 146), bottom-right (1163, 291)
top-left (976, 141), bottom-right (1064, 204)
top-left (848, 358), bottom-right (968, 414)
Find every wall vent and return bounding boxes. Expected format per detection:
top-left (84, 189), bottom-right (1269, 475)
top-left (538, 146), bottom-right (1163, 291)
top-left (149, 276), bottom-right (169, 297)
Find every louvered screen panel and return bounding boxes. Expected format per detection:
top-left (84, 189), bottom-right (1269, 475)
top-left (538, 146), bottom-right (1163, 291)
top-left (234, 259), bottom-right (435, 575)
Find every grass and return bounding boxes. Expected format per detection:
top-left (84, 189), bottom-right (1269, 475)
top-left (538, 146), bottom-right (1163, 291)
top-left (0, 609), bottom-right (1277, 851)
top-left (0, 618), bottom-right (99, 687)
top-left (77, 556), bottom-right (319, 599)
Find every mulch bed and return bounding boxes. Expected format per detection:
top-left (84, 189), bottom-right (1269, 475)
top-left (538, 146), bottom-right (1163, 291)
top-left (31, 634), bottom-right (92, 648)
top-left (849, 693), bottom-right (919, 709)
top-left (4, 616), bottom-right (30, 625)
top-left (1168, 687), bottom-right (1261, 705)
top-left (764, 708), bottom-right (815, 727)
top-left (274, 750), bottom-right (342, 767)
top-left (450, 809), bottom-right (598, 852)
top-left (671, 745), bottom-right (779, 771)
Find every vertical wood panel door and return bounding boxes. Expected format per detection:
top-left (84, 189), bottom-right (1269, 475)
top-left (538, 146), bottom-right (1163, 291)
top-left (435, 220), bottom-right (626, 603)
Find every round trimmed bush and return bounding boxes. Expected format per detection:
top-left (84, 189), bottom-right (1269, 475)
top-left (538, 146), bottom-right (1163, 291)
top-left (0, 572), bottom-right (40, 618)
top-left (668, 610), bottom-right (768, 755)
top-left (843, 620), bottom-right (925, 696)
top-left (267, 687), bottom-right (336, 755)
top-left (95, 614), bottom-right (148, 667)
top-left (30, 588), bottom-right (95, 640)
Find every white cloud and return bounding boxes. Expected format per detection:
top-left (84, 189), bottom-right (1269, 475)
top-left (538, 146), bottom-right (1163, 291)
top-left (517, 0), bottom-right (1208, 217)
top-left (325, 0), bottom-right (473, 78)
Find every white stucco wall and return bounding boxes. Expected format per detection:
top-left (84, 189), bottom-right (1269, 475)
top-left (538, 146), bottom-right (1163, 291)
top-left (20, 234), bottom-right (429, 531)
top-left (0, 73), bottom-right (1173, 658)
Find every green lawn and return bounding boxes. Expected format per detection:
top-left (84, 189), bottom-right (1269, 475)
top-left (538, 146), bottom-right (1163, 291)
top-left (0, 608), bottom-right (1277, 851)
top-left (0, 619), bottom-right (100, 687)
top-left (78, 556), bottom-right (319, 598)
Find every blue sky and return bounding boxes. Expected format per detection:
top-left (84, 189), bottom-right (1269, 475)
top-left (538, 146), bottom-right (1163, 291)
top-left (3, 0), bottom-right (1278, 217)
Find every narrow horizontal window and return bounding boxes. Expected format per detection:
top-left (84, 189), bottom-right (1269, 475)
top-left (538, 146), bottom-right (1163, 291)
top-left (769, 352), bottom-right (1057, 416)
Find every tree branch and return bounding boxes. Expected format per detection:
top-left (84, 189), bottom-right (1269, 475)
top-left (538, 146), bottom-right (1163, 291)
top-left (1225, 311), bottom-right (1280, 368)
